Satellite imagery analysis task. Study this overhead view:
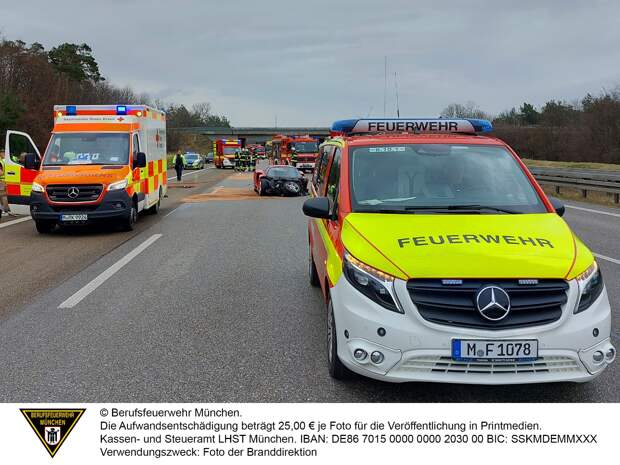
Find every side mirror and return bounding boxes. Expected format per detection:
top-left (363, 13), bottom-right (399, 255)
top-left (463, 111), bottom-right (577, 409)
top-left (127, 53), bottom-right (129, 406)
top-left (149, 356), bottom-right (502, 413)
top-left (24, 153), bottom-right (40, 170)
top-left (135, 152), bottom-right (147, 168)
top-left (303, 197), bottom-right (332, 219)
top-left (549, 196), bottom-right (565, 217)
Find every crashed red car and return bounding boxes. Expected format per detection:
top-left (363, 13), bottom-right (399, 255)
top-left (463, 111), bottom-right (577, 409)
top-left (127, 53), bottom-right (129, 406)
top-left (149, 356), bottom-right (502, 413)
top-left (253, 165), bottom-right (308, 197)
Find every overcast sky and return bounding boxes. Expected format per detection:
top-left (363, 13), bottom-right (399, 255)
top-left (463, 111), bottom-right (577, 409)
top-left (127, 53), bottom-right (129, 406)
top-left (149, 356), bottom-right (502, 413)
top-left (2, 0), bottom-right (620, 126)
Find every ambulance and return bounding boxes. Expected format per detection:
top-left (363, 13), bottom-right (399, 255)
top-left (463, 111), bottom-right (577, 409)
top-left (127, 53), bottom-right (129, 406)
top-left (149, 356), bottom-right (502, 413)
top-left (16, 104), bottom-right (167, 233)
top-left (214, 138), bottom-right (241, 169)
top-left (303, 118), bottom-right (615, 385)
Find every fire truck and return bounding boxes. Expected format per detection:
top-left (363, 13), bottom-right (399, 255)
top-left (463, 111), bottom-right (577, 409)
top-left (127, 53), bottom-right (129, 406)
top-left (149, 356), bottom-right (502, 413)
top-left (213, 138), bottom-right (241, 169)
top-left (269, 135), bottom-right (319, 171)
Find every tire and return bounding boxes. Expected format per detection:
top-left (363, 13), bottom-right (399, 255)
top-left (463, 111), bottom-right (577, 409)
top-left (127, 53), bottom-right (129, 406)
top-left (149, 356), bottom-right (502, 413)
top-left (309, 242), bottom-right (320, 287)
top-left (122, 201), bottom-right (138, 231)
top-left (35, 220), bottom-right (55, 234)
top-left (327, 298), bottom-right (349, 380)
top-left (259, 179), bottom-right (269, 196)
top-left (147, 189), bottom-right (162, 215)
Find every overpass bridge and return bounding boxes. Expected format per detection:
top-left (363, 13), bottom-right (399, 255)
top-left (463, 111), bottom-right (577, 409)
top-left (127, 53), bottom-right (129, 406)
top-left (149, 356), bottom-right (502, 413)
top-left (171, 126), bottom-right (331, 145)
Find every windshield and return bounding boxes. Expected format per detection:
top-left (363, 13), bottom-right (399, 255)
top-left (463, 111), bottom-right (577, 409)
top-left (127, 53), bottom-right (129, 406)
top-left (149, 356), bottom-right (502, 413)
top-left (293, 142), bottom-right (318, 153)
top-left (268, 166), bottom-right (300, 178)
top-left (223, 147), bottom-right (238, 155)
top-left (185, 154), bottom-right (199, 161)
top-left (350, 144), bottom-right (546, 214)
top-left (43, 133), bottom-right (130, 166)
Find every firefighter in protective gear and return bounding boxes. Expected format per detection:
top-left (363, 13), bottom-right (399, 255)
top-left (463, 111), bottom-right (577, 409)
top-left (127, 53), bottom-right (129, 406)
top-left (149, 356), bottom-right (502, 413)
top-left (290, 146), bottom-right (298, 167)
top-left (238, 149), bottom-right (247, 172)
top-left (249, 150), bottom-right (256, 172)
top-left (234, 149), bottom-right (241, 171)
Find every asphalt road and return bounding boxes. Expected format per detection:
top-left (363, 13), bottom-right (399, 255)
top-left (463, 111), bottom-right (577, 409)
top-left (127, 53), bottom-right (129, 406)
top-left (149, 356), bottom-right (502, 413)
top-left (0, 166), bottom-right (618, 402)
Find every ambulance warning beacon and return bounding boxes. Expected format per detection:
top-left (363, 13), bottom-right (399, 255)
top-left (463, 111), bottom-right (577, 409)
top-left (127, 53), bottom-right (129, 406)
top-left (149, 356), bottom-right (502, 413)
top-left (303, 117), bottom-right (615, 384)
top-left (24, 105), bottom-right (167, 233)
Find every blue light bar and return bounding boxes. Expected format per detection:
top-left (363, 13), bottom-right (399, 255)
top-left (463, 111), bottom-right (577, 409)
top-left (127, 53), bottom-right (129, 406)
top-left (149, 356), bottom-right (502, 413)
top-left (116, 105), bottom-right (127, 115)
top-left (331, 118), bottom-right (493, 135)
top-left (66, 105), bottom-right (77, 116)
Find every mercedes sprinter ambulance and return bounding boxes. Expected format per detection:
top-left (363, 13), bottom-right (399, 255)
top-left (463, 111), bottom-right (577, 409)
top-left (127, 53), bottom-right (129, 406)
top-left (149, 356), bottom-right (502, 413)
top-left (20, 105), bottom-right (167, 233)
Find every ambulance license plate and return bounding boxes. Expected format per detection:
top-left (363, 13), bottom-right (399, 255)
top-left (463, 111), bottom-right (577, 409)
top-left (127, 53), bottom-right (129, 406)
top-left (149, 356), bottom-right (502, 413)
top-left (452, 339), bottom-right (538, 362)
top-left (61, 214), bottom-right (88, 222)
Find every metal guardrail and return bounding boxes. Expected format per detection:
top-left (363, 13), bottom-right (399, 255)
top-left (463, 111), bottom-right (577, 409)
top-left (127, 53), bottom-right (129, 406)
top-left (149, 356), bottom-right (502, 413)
top-left (529, 167), bottom-right (620, 203)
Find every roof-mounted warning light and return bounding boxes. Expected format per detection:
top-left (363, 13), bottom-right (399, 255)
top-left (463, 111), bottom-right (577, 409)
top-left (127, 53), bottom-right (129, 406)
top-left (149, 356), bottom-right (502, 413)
top-left (66, 105), bottom-right (77, 116)
top-left (331, 118), bottom-right (493, 135)
top-left (116, 105), bottom-right (128, 115)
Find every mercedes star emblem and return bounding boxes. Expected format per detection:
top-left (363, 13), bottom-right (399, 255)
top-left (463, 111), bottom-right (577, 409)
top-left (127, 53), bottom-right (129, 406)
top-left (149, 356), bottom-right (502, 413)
top-left (67, 187), bottom-right (80, 199)
top-left (475, 286), bottom-right (511, 321)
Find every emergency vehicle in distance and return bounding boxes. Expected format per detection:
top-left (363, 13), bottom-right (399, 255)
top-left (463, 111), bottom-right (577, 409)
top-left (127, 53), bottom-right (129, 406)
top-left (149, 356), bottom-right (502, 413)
top-left (9, 105), bottom-right (167, 233)
top-left (269, 134), bottom-right (319, 170)
top-left (303, 117), bottom-right (615, 385)
top-left (214, 138), bottom-right (241, 169)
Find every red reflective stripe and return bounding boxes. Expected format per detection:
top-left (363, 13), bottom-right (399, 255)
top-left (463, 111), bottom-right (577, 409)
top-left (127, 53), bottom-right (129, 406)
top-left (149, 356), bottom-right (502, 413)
top-left (158, 160), bottom-right (163, 172)
top-left (20, 170), bottom-right (38, 183)
top-left (142, 179), bottom-right (148, 194)
top-left (154, 175), bottom-right (159, 190)
top-left (148, 161), bottom-right (154, 177)
top-left (7, 184), bottom-right (20, 195)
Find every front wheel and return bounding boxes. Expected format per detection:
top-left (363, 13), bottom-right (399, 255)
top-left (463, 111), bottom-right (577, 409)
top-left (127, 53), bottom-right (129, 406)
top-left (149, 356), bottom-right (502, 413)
top-left (35, 220), bottom-right (55, 234)
top-left (327, 299), bottom-right (349, 380)
top-left (259, 179), bottom-right (269, 196)
top-left (309, 242), bottom-right (320, 287)
top-left (122, 202), bottom-right (138, 231)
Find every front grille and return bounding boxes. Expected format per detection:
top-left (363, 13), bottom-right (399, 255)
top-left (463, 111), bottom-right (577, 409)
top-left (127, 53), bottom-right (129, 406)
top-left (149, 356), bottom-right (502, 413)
top-left (401, 355), bottom-right (580, 375)
top-left (46, 184), bottom-right (103, 202)
top-left (408, 279), bottom-right (568, 329)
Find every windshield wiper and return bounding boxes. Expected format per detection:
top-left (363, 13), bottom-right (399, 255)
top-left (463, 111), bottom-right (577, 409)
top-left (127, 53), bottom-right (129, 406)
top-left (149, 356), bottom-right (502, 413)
top-left (403, 204), bottom-right (518, 214)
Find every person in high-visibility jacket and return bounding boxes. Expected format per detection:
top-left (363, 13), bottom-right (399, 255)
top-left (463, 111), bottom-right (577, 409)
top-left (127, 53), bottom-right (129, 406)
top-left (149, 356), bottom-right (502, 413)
top-left (0, 159), bottom-right (11, 219)
top-left (173, 152), bottom-right (186, 181)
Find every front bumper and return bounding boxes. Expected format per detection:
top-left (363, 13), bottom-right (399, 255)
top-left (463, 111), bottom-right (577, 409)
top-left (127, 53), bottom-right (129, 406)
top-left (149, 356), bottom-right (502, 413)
top-left (29, 190), bottom-right (132, 223)
top-left (331, 276), bottom-right (615, 384)
top-left (222, 158), bottom-right (234, 167)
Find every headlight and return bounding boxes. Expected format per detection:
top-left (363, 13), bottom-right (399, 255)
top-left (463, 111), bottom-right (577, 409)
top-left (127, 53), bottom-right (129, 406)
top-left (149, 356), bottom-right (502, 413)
top-left (343, 252), bottom-right (402, 313)
top-left (574, 261), bottom-right (604, 314)
top-left (108, 179), bottom-right (128, 191)
top-left (31, 182), bottom-right (45, 193)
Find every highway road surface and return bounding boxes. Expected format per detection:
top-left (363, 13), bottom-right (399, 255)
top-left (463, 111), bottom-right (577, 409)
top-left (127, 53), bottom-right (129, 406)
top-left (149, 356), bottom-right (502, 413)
top-left (0, 164), bottom-right (618, 402)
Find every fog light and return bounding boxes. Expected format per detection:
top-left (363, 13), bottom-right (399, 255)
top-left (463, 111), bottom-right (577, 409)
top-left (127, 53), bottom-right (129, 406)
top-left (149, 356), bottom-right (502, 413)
top-left (353, 349), bottom-right (367, 361)
top-left (606, 348), bottom-right (615, 361)
top-left (370, 351), bottom-right (384, 364)
top-left (593, 351), bottom-right (604, 363)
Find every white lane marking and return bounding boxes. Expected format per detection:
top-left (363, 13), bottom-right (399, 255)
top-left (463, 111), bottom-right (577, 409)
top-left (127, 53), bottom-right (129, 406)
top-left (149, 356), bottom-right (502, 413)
top-left (58, 234), bottom-right (163, 308)
top-left (164, 205), bottom-right (184, 218)
top-left (0, 216), bottom-right (31, 229)
top-left (594, 253), bottom-right (620, 265)
top-left (566, 205), bottom-right (620, 218)
top-left (166, 168), bottom-right (206, 181)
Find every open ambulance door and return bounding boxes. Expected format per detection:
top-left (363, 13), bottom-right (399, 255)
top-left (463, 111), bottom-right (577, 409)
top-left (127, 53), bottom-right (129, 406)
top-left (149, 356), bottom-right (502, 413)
top-left (3, 130), bottom-right (41, 215)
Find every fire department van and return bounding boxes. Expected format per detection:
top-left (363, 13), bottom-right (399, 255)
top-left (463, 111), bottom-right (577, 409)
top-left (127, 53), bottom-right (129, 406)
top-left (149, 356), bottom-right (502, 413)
top-left (303, 118), bottom-right (615, 385)
top-left (214, 138), bottom-right (241, 169)
top-left (14, 104), bottom-right (167, 233)
top-left (269, 134), bottom-right (319, 169)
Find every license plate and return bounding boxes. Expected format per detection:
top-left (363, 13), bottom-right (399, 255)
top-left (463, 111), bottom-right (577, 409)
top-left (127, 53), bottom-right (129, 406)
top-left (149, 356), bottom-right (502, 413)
top-left (452, 339), bottom-right (538, 362)
top-left (61, 214), bottom-right (88, 222)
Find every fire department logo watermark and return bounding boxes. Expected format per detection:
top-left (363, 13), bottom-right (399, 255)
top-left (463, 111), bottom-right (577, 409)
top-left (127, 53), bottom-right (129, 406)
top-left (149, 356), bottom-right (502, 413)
top-left (20, 408), bottom-right (85, 458)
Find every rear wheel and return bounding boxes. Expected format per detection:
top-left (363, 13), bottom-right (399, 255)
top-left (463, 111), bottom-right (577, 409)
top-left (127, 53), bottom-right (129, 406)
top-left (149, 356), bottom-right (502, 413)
top-left (327, 299), bottom-right (349, 380)
top-left (35, 220), bottom-right (55, 234)
top-left (147, 189), bottom-right (162, 215)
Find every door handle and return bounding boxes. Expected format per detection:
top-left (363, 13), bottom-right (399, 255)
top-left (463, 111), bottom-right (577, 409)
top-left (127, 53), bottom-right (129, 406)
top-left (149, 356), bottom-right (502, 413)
top-left (7, 171), bottom-right (16, 175)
